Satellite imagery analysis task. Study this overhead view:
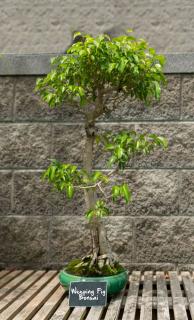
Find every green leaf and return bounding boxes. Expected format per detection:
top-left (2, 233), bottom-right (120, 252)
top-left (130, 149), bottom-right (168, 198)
top-left (108, 63), bottom-right (116, 73)
top-left (105, 143), bottom-right (115, 151)
top-left (122, 183), bottom-right (131, 203)
top-left (156, 136), bottom-right (168, 148)
top-left (50, 166), bottom-right (56, 180)
top-left (46, 93), bottom-right (53, 103)
top-left (154, 81), bottom-right (161, 100)
top-left (116, 147), bottom-right (124, 159)
top-left (157, 55), bottom-right (166, 66)
top-left (92, 171), bottom-right (102, 182)
top-left (112, 185), bottom-right (120, 201)
top-left (126, 28), bottom-right (133, 33)
top-left (149, 47), bottom-right (156, 55)
top-left (85, 209), bottom-right (94, 221)
top-left (60, 181), bottom-right (66, 191)
top-left (78, 87), bottom-right (85, 96)
top-left (118, 58), bottom-right (126, 72)
top-left (66, 184), bottom-right (74, 199)
top-left (108, 155), bottom-right (117, 167)
top-left (73, 31), bottom-right (82, 39)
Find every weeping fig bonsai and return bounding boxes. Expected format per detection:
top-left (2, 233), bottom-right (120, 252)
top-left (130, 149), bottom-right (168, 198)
top-left (35, 31), bottom-right (167, 283)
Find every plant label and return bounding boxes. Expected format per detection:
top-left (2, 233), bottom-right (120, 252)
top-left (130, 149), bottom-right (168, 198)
top-left (69, 281), bottom-right (107, 306)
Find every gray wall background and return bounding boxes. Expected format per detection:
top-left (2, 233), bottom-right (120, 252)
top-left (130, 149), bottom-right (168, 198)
top-left (1, 0), bottom-right (194, 53)
top-left (1, 54), bottom-right (194, 271)
top-left (1, 0), bottom-right (194, 270)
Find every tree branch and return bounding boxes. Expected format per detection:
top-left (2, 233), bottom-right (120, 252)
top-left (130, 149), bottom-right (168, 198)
top-left (74, 168), bottom-right (118, 191)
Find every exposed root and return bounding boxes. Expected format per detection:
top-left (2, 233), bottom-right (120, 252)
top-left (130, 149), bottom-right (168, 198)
top-left (84, 252), bottom-right (116, 272)
top-left (65, 253), bottom-right (124, 277)
top-left (89, 250), bottom-right (98, 268)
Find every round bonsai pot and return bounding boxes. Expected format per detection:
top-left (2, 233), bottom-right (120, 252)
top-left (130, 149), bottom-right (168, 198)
top-left (59, 269), bottom-right (128, 296)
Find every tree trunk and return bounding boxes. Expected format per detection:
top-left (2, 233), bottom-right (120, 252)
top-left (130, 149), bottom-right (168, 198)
top-left (83, 122), bottom-right (99, 258)
top-left (83, 121), bottom-right (113, 262)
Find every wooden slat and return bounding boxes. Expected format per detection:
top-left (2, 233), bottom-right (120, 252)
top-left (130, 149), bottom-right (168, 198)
top-left (49, 297), bottom-right (71, 320)
top-left (85, 306), bottom-right (105, 320)
top-left (0, 271), bottom-right (57, 320)
top-left (169, 271), bottom-right (187, 320)
top-left (182, 272), bottom-right (194, 320)
top-left (14, 276), bottom-right (60, 320)
top-left (103, 286), bottom-right (126, 320)
top-left (0, 271), bottom-right (45, 313)
top-left (31, 286), bottom-right (66, 320)
top-left (137, 296), bottom-right (189, 309)
top-left (156, 271), bottom-right (170, 320)
top-left (0, 270), bottom-right (34, 300)
top-left (0, 270), bottom-right (11, 280)
top-left (140, 274), bottom-right (183, 283)
top-left (0, 270), bottom-right (22, 289)
top-left (140, 271), bottom-right (153, 320)
top-left (122, 271), bottom-right (140, 320)
top-left (67, 307), bottom-right (88, 320)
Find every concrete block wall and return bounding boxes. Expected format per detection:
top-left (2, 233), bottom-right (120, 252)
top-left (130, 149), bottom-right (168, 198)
top-left (1, 54), bottom-right (194, 271)
top-left (1, 0), bottom-right (194, 53)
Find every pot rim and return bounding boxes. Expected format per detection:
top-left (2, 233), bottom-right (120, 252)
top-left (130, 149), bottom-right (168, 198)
top-left (59, 269), bottom-right (128, 280)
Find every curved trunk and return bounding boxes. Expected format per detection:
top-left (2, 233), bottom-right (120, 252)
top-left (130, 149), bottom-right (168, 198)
top-left (83, 122), bottom-right (112, 260)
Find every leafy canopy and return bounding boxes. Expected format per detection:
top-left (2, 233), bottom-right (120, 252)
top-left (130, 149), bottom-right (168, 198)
top-left (35, 31), bottom-right (166, 108)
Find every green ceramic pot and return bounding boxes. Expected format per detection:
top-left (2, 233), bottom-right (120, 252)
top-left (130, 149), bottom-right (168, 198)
top-left (59, 269), bottom-right (128, 296)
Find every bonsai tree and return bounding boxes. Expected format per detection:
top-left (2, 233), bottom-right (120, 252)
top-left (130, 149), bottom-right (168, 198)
top-left (35, 31), bottom-right (167, 276)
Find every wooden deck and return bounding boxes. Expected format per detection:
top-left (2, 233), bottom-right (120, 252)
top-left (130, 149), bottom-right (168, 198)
top-left (0, 270), bottom-right (194, 320)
